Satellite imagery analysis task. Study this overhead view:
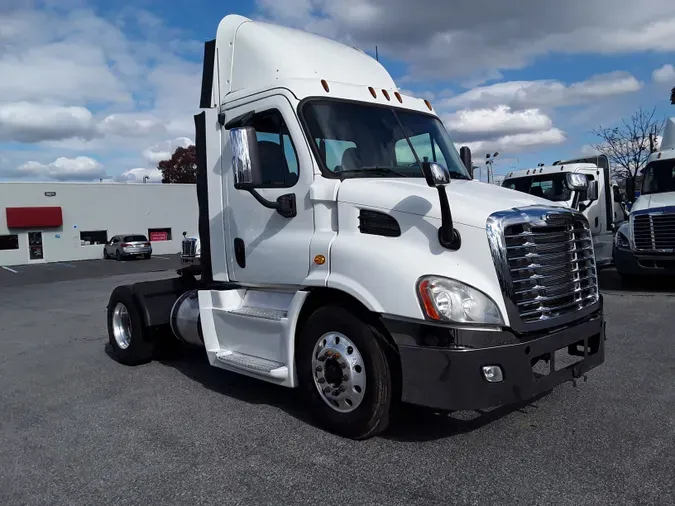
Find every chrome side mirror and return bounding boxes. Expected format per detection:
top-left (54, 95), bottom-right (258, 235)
top-left (230, 126), bottom-right (262, 189)
top-left (566, 172), bottom-right (588, 190)
top-left (422, 161), bottom-right (451, 187)
top-left (587, 180), bottom-right (599, 202)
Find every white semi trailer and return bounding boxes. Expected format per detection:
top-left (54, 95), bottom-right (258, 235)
top-left (502, 155), bottom-right (626, 267)
top-left (105, 14), bottom-right (606, 439)
top-left (613, 117), bottom-right (675, 282)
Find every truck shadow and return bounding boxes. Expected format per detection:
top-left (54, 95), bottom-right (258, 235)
top-left (148, 344), bottom-right (551, 442)
top-left (598, 267), bottom-right (675, 294)
top-left (383, 392), bottom-right (551, 442)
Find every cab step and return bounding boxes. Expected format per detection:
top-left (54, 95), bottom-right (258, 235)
top-left (215, 349), bottom-right (288, 379)
top-left (227, 306), bottom-right (287, 321)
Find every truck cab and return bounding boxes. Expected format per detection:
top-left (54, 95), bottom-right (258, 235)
top-left (502, 155), bottom-right (625, 267)
top-left (180, 231), bottom-right (200, 264)
top-left (613, 117), bottom-right (675, 281)
top-left (105, 14), bottom-right (606, 440)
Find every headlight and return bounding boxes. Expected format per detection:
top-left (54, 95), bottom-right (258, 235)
top-left (614, 223), bottom-right (630, 249)
top-left (416, 276), bottom-right (504, 325)
top-left (615, 230), bottom-right (630, 249)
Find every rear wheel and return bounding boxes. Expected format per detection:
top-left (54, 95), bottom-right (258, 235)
top-left (107, 286), bottom-right (154, 365)
top-left (115, 250), bottom-right (122, 261)
top-left (144, 253), bottom-right (151, 259)
top-left (297, 305), bottom-right (395, 440)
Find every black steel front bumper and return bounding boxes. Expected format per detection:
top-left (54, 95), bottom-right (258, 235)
top-left (381, 307), bottom-right (605, 411)
top-left (613, 245), bottom-right (675, 276)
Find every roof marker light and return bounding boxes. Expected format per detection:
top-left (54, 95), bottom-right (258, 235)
top-left (394, 91), bottom-right (403, 103)
top-left (369, 87), bottom-right (377, 98)
top-left (382, 89), bottom-right (390, 101)
top-left (321, 79), bottom-right (330, 92)
top-left (424, 99), bottom-right (433, 111)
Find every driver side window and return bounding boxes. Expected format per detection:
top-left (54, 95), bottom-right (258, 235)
top-left (248, 109), bottom-right (299, 187)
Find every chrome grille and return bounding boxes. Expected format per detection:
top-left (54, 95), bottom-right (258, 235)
top-left (181, 238), bottom-right (197, 257)
top-left (487, 206), bottom-right (600, 332)
top-left (632, 210), bottom-right (675, 252)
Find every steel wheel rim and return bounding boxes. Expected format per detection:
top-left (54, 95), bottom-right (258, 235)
top-left (112, 303), bottom-right (132, 350)
top-left (311, 332), bottom-right (366, 413)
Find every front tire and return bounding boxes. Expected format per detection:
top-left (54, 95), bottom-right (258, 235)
top-left (297, 305), bottom-right (395, 440)
top-left (107, 285), bottom-right (154, 366)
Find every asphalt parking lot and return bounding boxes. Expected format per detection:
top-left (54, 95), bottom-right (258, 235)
top-left (1, 261), bottom-right (674, 505)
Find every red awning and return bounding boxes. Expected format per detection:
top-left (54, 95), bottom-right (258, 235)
top-left (6, 207), bottom-right (63, 228)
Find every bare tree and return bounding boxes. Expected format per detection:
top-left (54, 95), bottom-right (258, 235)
top-left (671, 86), bottom-right (675, 105)
top-left (591, 107), bottom-right (666, 181)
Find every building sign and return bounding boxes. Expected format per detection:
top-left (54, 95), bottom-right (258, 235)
top-left (149, 231), bottom-right (168, 241)
top-left (6, 206), bottom-right (63, 228)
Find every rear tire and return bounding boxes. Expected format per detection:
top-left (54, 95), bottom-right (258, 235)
top-left (115, 250), bottom-right (122, 261)
top-left (296, 305), bottom-right (394, 440)
top-left (107, 286), bottom-right (154, 366)
top-left (144, 253), bottom-right (151, 259)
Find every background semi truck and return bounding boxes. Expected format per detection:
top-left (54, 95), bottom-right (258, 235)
top-left (105, 14), bottom-right (606, 439)
top-left (613, 117), bottom-right (675, 282)
top-left (502, 155), bottom-right (626, 266)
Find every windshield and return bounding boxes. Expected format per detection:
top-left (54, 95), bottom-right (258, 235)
top-left (300, 100), bottom-right (470, 180)
top-left (641, 160), bottom-right (675, 195)
top-left (502, 172), bottom-right (574, 202)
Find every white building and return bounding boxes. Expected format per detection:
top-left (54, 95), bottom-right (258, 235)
top-left (0, 182), bottom-right (198, 266)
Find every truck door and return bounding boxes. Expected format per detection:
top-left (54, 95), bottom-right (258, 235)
top-left (223, 95), bottom-right (315, 286)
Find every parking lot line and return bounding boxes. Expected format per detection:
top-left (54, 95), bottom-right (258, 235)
top-left (55, 263), bottom-right (76, 268)
top-left (1, 266), bottom-right (19, 273)
top-left (153, 256), bottom-right (171, 260)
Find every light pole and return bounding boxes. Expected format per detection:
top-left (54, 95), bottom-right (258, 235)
top-left (485, 152), bottom-right (499, 184)
top-left (143, 175), bottom-right (149, 184)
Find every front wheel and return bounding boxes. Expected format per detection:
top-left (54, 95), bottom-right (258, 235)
top-left (296, 305), bottom-right (395, 440)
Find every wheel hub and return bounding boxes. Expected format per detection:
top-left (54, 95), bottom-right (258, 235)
top-left (312, 332), bottom-right (366, 413)
top-left (112, 302), bottom-right (132, 350)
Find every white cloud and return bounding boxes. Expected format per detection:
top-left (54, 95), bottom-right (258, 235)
top-left (116, 167), bottom-right (163, 183)
top-left (97, 114), bottom-right (167, 138)
top-left (445, 106), bottom-right (553, 141)
top-left (0, 4), bottom-right (202, 180)
top-left (142, 137), bottom-right (194, 164)
top-left (5, 156), bottom-right (106, 181)
top-left (462, 129), bottom-right (566, 155)
top-left (255, 0), bottom-right (675, 82)
top-left (442, 72), bottom-right (642, 111)
top-left (652, 64), bottom-right (675, 83)
top-left (0, 102), bottom-right (95, 143)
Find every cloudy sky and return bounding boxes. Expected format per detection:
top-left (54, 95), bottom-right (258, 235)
top-left (0, 0), bottom-right (674, 183)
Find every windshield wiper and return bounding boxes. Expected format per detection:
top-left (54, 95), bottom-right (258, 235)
top-left (339, 166), bottom-right (407, 177)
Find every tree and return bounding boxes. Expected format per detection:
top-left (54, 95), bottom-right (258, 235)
top-left (158, 145), bottom-right (197, 183)
top-left (670, 86), bottom-right (675, 105)
top-left (591, 107), bottom-right (667, 181)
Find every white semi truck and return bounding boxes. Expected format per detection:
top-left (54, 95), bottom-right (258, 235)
top-left (105, 14), bottom-right (606, 439)
top-left (180, 231), bottom-right (200, 264)
top-left (613, 117), bottom-right (675, 282)
top-left (501, 155), bottom-right (626, 267)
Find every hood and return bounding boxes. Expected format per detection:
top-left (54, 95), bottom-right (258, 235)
top-left (630, 191), bottom-right (675, 213)
top-left (337, 178), bottom-right (558, 229)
